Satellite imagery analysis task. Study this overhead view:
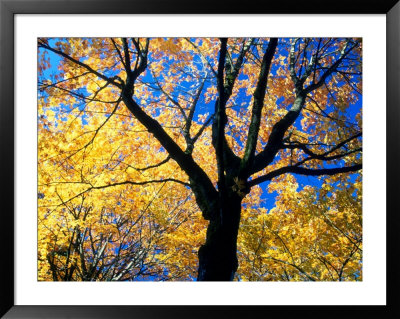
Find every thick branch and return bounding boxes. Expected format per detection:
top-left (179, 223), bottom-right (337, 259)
top-left (239, 38), bottom-right (278, 178)
top-left (251, 94), bottom-right (307, 175)
top-left (122, 96), bottom-right (218, 219)
top-left (38, 41), bottom-right (123, 89)
top-left (248, 163), bottom-right (362, 187)
top-left (286, 146), bottom-right (362, 163)
top-left (212, 39), bottom-right (253, 172)
top-left (282, 132), bottom-right (362, 161)
top-left (213, 38), bottom-right (228, 201)
top-left (250, 40), bottom-right (360, 177)
top-left (223, 38), bottom-right (253, 97)
top-left (119, 39), bottom-right (218, 219)
top-left (122, 38), bottom-right (132, 74)
top-left (289, 38), bottom-right (302, 92)
top-left (124, 38), bottom-right (149, 97)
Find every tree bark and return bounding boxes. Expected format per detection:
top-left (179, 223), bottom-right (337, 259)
top-left (197, 193), bottom-right (242, 281)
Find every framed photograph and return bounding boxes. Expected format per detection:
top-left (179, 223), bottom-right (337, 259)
top-left (1, 0), bottom-right (399, 318)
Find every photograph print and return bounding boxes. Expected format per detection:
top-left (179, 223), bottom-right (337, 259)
top-left (37, 37), bottom-right (362, 282)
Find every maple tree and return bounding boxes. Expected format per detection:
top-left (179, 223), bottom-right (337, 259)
top-left (38, 37), bottom-right (362, 281)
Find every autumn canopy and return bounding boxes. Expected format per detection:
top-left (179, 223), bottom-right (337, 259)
top-left (38, 38), bottom-right (362, 281)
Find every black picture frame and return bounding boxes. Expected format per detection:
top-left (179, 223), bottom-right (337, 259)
top-left (1, 0), bottom-right (399, 318)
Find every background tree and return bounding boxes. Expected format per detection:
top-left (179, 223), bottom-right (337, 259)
top-left (38, 37), bottom-right (362, 281)
top-left (237, 173), bottom-right (362, 281)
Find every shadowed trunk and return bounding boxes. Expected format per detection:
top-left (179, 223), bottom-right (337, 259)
top-left (197, 194), bottom-right (242, 281)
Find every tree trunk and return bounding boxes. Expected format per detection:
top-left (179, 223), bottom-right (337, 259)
top-left (197, 194), bottom-right (242, 281)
